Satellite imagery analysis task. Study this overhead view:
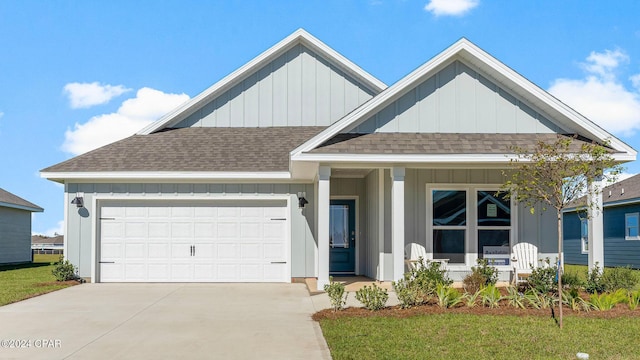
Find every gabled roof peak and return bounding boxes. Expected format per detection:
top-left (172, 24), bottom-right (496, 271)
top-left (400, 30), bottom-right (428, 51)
top-left (138, 28), bottom-right (386, 135)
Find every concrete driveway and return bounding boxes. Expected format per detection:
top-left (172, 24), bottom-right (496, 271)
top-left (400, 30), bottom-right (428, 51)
top-left (0, 283), bottom-right (331, 360)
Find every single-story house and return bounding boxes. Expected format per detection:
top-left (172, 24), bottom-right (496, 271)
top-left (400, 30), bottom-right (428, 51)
top-left (564, 174), bottom-right (640, 269)
top-left (0, 188), bottom-right (44, 264)
top-left (41, 29), bottom-right (636, 289)
top-left (32, 234), bottom-right (64, 254)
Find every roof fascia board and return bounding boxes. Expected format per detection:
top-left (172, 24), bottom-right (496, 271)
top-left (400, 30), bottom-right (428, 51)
top-left (0, 201), bottom-right (43, 212)
top-left (138, 29), bottom-right (386, 135)
top-left (292, 38), bottom-right (636, 158)
top-left (40, 171), bottom-right (292, 181)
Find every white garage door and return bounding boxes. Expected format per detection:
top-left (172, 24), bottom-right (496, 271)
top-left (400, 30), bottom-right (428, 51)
top-left (99, 200), bottom-right (289, 282)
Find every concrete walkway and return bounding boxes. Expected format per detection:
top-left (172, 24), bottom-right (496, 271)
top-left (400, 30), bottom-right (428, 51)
top-left (0, 283), bottom-right (331, 360)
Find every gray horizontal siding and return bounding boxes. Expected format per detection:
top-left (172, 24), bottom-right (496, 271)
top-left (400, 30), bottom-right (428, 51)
top-left (351, 60), bottom-right (564, 134)
top-left (175, 44), bottom-right (375, 128)
top-left (0, 207), bottom-right (32, 264)
top-left (66, 182), bottom-right (316, 279)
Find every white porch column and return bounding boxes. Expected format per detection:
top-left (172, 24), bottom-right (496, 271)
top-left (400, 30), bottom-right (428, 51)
top-left (391, 167), bottom-right (405, 282)
top-left (587, 178), bottom-right (604, 271)
top-left (317, 166), bottom-right (331, 291)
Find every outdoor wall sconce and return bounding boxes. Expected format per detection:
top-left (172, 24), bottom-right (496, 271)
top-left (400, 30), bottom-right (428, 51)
top-left (298, 192), bottom-right (308, 208)
top-left (71, 192), bottom-right (84, 208)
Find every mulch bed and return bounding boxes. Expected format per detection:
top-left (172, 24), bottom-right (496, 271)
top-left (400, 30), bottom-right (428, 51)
top-left (313, 301), bottom-right (640, 321)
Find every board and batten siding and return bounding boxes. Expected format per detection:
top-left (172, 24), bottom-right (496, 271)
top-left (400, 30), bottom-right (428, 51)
top-left (404, 168), bottom-right (558, 281)
top-left (65, 183), bottom-right (316, 279)
top-left (0, 207), bottom-right (32, 264)
top-left (174, 44), bottom-right (376, 129)
top-left (564, 204), bottom-right (640, 269)
top-left (350, 60), bottom-right (564, 134)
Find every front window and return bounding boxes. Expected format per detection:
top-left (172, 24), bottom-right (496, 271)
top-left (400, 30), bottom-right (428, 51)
top-left (580, 219), bottom-right (589, 253)
top-left (432, 190), bottom-right (466, 264)
top-left (477, 191), bottom-right (511, 265)
top-left (626, 213), bottom-right (640, 240)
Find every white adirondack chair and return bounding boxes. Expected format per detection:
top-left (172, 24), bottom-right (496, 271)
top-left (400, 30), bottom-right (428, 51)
top-left (405, 243), bottom-right (428, 271)
top-left (512, 242), bottom-right (539, 284)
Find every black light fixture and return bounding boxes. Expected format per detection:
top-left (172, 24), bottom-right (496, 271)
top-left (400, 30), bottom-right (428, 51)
top-left (71, 192), bottom-right (84, 208)
top-left (298, 192), bottom-right (308, 208)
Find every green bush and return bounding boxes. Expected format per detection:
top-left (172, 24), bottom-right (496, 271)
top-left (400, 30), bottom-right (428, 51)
top-left (562, 287), bottom-right (590, 312)
top-left (412, 258), bottom-right (452, 295)
top-left (524, 289), bottom-right (554, 309)
top-left (602, 266), bottom-right (638, 292)
top-left (481, 284), bottom-right (502, 308)
top-left (504, 286), bottom-right (525, 309)
top-left (462, 258), bottom-right (498, 294)
top-left (51, 255), bottom-right (77, 282)
top-left (463, 289), bottom-right (482, 308)
top-left (627, 289), bottom-right (640, 310)
top-left (526, 259), bottom-right (557, 294)
top-left (393, 274), bottom-right (426, 309)
top-left (355, 283), bottom-right (388, 311)
top-left (585, 263), bottom-right (605, 294)
top-left (435, 284), bottom-right (463, 309)
top-left (588, 289), bottom-right (627, 311)
top-left (561, 271), bottom-right (583, 289)
top-left (324, 277), bottom-right (348, 311)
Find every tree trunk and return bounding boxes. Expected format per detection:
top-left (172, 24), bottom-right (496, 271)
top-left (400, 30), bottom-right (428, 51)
top-left (557, 210), bottom-right (563, 329)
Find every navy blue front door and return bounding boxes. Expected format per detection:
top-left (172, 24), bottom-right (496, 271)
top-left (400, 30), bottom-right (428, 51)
top-left (329, 199), bottom-right (356, 273)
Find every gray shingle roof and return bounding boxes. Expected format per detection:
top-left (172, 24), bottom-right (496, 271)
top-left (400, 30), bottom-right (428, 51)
top-left (42, 127), bottom-right (326, 173)
top-left (308, 133), bottom-right (610, 154)
top-left (568, 174), bottom-right (640, 209)
top-left (0, 188), bottom-right (43, 212)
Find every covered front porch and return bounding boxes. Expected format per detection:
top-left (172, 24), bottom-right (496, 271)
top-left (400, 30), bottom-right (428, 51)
top-left (315, 166), bottom-right (563, 291)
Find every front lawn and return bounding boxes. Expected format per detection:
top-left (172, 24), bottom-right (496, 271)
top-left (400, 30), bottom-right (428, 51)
top-left (319, 313), bottom-right (640, 360)
top-left (0, 254), bottom-right (77, 306)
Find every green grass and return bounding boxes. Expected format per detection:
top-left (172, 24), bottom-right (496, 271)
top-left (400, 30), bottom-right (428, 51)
top-left (0, 254), bottom-right (76, 306)
top-left (319, 314), bottom-right (640, 360)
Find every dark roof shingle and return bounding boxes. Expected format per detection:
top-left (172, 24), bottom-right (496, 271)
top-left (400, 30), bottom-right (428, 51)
top-left (0, 188), bottom-right (43, 212)
top-left (308, 133), bottom-right (612, 154)
top-left (42, 127), bottom-right (326, 173)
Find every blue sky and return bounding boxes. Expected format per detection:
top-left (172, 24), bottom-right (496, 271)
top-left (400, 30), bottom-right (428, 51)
top-left (1, 0), bottom-right (639, 236)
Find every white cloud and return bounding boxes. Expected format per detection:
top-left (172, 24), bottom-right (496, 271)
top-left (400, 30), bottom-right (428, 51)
top-left (34, 220), bottom-right (64, 237)
top-left (424, 0), bottom-right (479, 16)
top-left (62, 87), bottom-right (189, 155)
top-left (64, 82), bottom-right (132, 109)
top-left (548, 49), bottom-right (640, 136)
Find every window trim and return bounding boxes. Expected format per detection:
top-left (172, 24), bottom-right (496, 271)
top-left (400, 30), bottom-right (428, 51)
top-left (580, 218), bottom-right (589, 254)
top-left (625, 212), bottom-right (640, 241)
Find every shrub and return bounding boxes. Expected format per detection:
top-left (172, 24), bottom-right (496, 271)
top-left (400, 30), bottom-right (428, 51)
top-left (627, 289), bottom-right (640, 311)
top-left (462, 272), bottom-right (485, 295)
top-left (463, 289), bottom-right (482, 308)
top-left (435, 284), bottom-right (463, 309)
top-left (412, 258), bottom-right (452, 296)
top-left (462, 258), bottom-right (498, 294)
top-left (324, 277), bottom-right (347, 311)
top-left (602, 266), bottom-right (639, 292)
top-left (524, 289), bottom-right (554, 309)
top-left (585, 263), bottom-right (605, 294)
top-left (51, 255), bottom-right (77, 281)
top-left (563, 287), bottom-right (590, 312)
top-left (526, 258), bottom-right (557, 294)
top-left (481, 284), bottom-right (502, 308)
top-left (589, 289), bottom-right (627, 311)
top-left (504, 286), bottom-right (525, 309)
top-left (355, 283), bottom-right (388, 311)
top-left (393, 274), bottom-right (426, 309)
top-left (561, 271), bottom-right (583, 289)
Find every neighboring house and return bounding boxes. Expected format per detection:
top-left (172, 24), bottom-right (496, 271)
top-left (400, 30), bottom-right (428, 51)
top-left (0, 188), bottom-right (44, 264)
top-left (40, 29), bottom-right (636, 289)
top-left (32, 234), bottom-right (64, 254)
top-left (564, 174), bottom-right (640, 269)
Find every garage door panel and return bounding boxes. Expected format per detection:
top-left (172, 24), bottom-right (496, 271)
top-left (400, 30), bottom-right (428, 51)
top-left (99, 201), bottom-right (288, 283)
top-left (240, 244), bottom-right (262, 260)
top-left (194, 222), bottom-right (216, 238)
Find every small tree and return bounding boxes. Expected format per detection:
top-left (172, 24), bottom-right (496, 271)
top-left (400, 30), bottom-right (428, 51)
top-left (501, 135), bottom-right (621, 329)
